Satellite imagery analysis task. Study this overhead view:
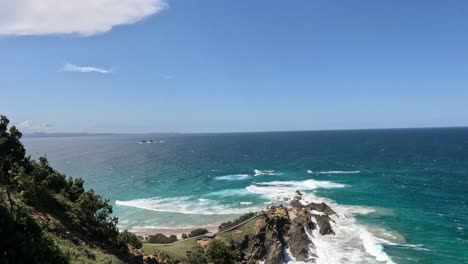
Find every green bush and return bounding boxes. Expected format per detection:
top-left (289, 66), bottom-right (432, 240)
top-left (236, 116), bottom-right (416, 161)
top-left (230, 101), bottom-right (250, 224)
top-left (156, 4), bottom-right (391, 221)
top-left (205, 240), bottom-right (236, 264)
top-left (148, 233), bottom-right (178, 244)
top-left (0, 204), bottom-right (69, 264)
top-left (71, 189), bottom-right (119, 244)
top-left (189, 228), bottom-right (209, 237)
top-left (117, 230), bottom-right (142, 249)
top-left (0, 114), bottom-right (126, 261)
top-left (185, 247), bottom-right (208, 264)
top-left (218, 212), bottom-right (255, 231)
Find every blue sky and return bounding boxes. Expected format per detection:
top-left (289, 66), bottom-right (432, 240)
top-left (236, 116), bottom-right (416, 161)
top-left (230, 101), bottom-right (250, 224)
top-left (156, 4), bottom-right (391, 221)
top-left (1, 0), bottom-right (467, 133)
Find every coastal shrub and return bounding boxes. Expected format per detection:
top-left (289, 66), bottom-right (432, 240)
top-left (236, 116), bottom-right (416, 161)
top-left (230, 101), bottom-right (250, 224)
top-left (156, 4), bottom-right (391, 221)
top-left (148, 233), bottom-right (178, 244)
top-left (0, 204), bottom-right (69, 264)
top-left (117, 230), bottom-right (142, 249)
top-left (186, 247), bottom-right (208, 264)
top-left (0, 114), bottom-right (128, 261)
top-left (188, 228), bottom-right (209, 237)
top-left (66, 177), bottom-right (85, 202)
top-left (218, 212), bottom-right (255, 231)
top-left (71, 189), bottom-right (119, 244)
top-left (181, 233), bottom-right (188, 239)
top-left (205, 240), bottom-right (236, 264)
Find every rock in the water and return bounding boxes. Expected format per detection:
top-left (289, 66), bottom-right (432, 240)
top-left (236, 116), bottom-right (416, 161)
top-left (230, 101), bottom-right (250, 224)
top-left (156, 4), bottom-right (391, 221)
top-left (314, 215), bottom-right (335, 235)
top-left (307, 202), bottom-right (336, 215)
top-left (290, 199), bottom-right (303, 208)
top-left (287, 222), bottom-right (312, 261)
top-left (287, 207), bottom-right (314, 260)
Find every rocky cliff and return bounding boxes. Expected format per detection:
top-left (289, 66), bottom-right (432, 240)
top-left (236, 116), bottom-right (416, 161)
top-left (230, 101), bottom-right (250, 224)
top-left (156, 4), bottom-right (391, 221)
top-left (229, 191), bottom-right (337, 264)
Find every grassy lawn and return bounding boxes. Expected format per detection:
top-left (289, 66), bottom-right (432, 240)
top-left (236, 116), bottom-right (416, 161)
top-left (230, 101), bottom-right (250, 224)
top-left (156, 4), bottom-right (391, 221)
top-left (142, 239), bottom-right (200, 259)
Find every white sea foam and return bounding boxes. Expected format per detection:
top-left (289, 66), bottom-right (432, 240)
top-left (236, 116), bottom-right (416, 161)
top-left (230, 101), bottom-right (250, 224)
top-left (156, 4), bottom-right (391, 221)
top-left (307, 170), bottom-right (313, 174)
top-left (206, 188), bottom-right (247, 197)
top-left (245, 178), bottom-right (395, 264)
top-left (214, 174), bottom-right (250, 181)
top-left (315, 170), bottom-right (361, 174)
top-left (254, 169), bottom-right (279, 176)
top-left (116, 196), bottom-right (260, 215)
top-left (119, 176), bottom-right (397, 264)
top-left (309, 205), bottom-right (396, 264)
top-left (246, 179), bottom-right (344, 204)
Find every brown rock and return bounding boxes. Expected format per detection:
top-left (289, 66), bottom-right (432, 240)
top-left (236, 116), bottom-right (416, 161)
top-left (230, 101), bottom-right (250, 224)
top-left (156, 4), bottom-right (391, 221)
top-left (313, 214), bottom-right (335, 235)
top-left (307, 202), bottom-right (336, 215)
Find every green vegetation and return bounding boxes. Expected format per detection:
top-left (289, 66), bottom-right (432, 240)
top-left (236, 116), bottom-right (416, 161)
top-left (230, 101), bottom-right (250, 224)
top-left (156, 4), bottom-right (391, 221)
top-left (0, 114), bottom-right (138, 263)
top-left (205, 240), bottom-right (236, 264)
top-left (148, 233), bottom-right (178, 244)
top-left (143, 239), bottom-right (198, 259)
top-left (117, 230), bottom-right (142, 249)
top-left (56, 235), bottom-right (124, 264)
top-left (143, 239), bottom-right (236, 263)
top-left (0, 204), bottom-right (68, 264)
top-left (218, 212), bottom-right (256, 231)
top-left (218, 217), bottom-right (258, 243)
top-left (189, 228), bottom-right (209, 237)
top-left (185, 247), bottom-right (208, 264)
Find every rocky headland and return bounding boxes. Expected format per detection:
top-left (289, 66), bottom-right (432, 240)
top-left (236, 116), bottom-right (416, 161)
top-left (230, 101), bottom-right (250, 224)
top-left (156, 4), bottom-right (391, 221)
top-left (231, 191), bottom-right (336, 263)
top-left (141, 191), bottom-right (338, 264)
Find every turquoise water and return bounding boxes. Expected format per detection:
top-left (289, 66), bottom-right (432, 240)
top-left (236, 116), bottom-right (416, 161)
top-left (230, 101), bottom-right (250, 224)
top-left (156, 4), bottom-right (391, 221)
top-left (23, 129), bottom-right (468, 263)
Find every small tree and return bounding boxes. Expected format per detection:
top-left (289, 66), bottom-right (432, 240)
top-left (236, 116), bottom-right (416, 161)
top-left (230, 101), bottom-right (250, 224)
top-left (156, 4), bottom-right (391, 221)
top-left (186, 247), bottom-right (208, 264)
top-left (0, 115), bottom-right (26, 212)
top-left (189, 228), bottom-right (209, 237)
top-left (117, 230), bottom-right (142, 249)
top-left (71, 189), bottom-right (119, 243)
top-left (148, 233), bottom-right (178, 244)
top-left (205, 240), bottom-right (236, 264)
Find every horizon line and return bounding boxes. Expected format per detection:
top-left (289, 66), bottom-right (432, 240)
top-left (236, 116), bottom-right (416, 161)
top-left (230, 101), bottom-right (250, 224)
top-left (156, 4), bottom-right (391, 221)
top-left (22, 125), bottom-right (468, 137)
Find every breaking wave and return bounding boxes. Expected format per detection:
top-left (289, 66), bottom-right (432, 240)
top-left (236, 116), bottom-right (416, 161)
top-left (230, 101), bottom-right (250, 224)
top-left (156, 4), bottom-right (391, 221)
top-left (214, 174), bottom-right (251, 181)
top-left (116, 196), bottom-right (260, 215)
top-left (314, 170), bottom-right (361, 174)
top-left (118, 176), bottom-right (397, 264)
top-left (244, 179), bottom-right (396, 264)
top-left (254, 169), bottom-right (280, 176)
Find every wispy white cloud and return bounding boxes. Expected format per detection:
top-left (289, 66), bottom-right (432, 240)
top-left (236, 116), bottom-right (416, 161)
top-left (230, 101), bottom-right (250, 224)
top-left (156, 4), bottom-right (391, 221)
top-left (0, 0), bottom-right (167, 36)
top-left (16, 120), bottom-right (33, 129)
top-left (62, 63), bottom-right (112, 74)
top-left (16, 120), bottom-right (54, 131)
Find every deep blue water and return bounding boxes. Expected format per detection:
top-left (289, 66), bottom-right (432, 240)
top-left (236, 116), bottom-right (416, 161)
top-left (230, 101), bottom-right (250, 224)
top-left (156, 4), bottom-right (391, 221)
top-left (23, 128), bottom-right (468, 263)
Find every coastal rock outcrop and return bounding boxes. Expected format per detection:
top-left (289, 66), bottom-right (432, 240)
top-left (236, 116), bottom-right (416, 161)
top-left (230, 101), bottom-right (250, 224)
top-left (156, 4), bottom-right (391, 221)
top-left (243, 218), bottom-right (269, 263)
top-left (313, 214), bottom-right (335, 235)
top-left (307, 202), bottom-right (336, 215)
top-left (234, 198), bottom-right (338, 263)
top-left (288, 207), bottom-right (315, 261)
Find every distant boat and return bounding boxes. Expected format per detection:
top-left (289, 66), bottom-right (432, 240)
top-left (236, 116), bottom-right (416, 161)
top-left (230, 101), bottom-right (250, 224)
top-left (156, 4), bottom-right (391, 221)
top-left (139, 140), bottom-right (147, 143)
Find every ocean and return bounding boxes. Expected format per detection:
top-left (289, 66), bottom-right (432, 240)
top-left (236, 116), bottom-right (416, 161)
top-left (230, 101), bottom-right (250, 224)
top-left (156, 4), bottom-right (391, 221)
top-left (23, 128), bottom-right (468, 263)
